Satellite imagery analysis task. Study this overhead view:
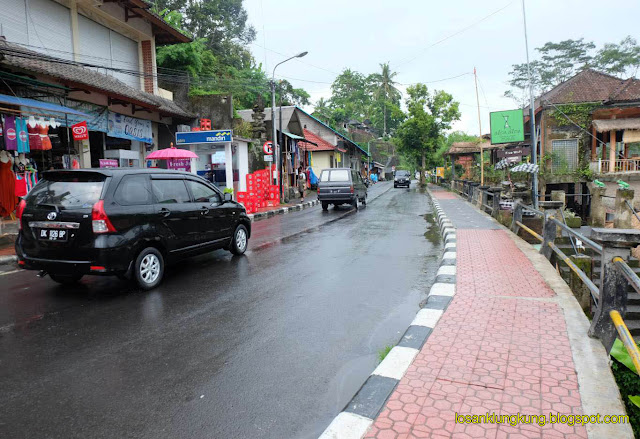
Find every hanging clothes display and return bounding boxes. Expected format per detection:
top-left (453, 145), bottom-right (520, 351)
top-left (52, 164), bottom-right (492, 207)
top-left (3, 115), bottom-right (17, 151)
top-left (27, 119), bottom-right (42, 150)
top-left (15, 174), bottom-right (27, 197)
top-left (0, 117), bottom-right (5, 150)
top-left (16, 117), bottom-right (30, 153)
top-left (39, 122), bottom-right (52, 150)
top-left (0, 160), bottom-right (18, 217)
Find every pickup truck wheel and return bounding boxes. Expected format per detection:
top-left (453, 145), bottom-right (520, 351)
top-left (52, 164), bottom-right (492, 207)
top-left (134, 247), bottom-right (164, 290)
top-left (230, 224), bottom-right (248, 255)
top-left (49, 274), bottom-right (83, 284)
top-left (322, 201), bottom-right (329, 211)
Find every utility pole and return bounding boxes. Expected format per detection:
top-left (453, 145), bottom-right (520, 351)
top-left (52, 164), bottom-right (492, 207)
top-left (271, 51), bottom-right (308, 203)
top-left (521, 0), bottom-right (538, 208)
top-left (474, 67), bottom-right (483, 186)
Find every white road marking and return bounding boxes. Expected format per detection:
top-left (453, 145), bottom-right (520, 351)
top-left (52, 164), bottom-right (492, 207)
top-left (0, 269), bottom-right (21, 276)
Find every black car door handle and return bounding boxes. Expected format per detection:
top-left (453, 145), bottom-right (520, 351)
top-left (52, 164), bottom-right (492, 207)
top-left (200, 207), bottom-right (210, 215)
top-left (159, 208), bottom-right (171, 217)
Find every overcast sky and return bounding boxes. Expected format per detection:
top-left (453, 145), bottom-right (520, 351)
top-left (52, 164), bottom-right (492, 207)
top-left (244, 0), bottom-right (640, 135)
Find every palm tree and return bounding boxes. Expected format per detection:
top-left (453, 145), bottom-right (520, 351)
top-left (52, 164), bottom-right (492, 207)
top-left (313, 97), bottom-right (331, 123)
top-left (370, 63), bottom-right (401, 136)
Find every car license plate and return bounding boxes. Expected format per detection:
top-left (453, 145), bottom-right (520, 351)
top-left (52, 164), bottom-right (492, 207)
top-left (38, 229), bottom-right (69, 242)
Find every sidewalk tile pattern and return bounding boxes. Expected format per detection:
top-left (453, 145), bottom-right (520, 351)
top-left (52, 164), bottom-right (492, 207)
top-left (365, 229), bottom-right (587, 439)
top-left (431, 191), bottom-right (458, 200)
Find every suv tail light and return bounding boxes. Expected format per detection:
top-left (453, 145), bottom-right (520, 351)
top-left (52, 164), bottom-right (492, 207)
top-left (92, 200), bottom-right (116, 234)
top-left (16, 199), bottom-right (26, 230)
top-left (350, 185), bottom-right (354, 193)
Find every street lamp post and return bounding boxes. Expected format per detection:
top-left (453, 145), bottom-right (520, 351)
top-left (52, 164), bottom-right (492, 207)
top-left (521, 0), bottom-right (538, 208)
top-left (271, 51), bottom-right (308, 203)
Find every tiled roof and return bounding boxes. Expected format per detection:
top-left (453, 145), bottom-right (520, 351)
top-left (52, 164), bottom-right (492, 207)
top-left (536, 69), bottom-right (640, 107)
top-left (0, 40), bottom-right (193, 119)
top-left (446, 141), bottom-right (496, 155)
top-left (299, 129), bottom-right (337, 152)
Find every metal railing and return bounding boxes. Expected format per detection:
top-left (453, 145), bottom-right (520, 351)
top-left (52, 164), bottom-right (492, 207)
top-left (445, 179), bottom-right (640, 357)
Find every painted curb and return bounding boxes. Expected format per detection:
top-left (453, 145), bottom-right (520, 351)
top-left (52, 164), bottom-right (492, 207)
top-left (248, 199), bottom-right (319, 222)
top-left (0, 255), bottom-right (17, 266)
top-left (318, 185), bottom-right (457, 439)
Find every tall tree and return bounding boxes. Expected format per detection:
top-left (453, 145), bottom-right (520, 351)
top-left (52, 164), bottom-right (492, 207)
top-left (313, 98), bottom-right (331, 123)
top-left (329, 69), bottom-right (370, 125)
top-left (396, 84), bottom-right (460, 186)
top-left (368, 63), bottom-right (402, 136)
top-left (504, 36), bottom-right (640, 105)
top-left (595, 36), bottom-right (640, 78)
top-left (151, 0), bottom-right (256, 70)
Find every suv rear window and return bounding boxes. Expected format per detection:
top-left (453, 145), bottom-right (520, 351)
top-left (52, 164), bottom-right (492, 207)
top-left (27, 174), bottom-right (105, 209)
top-left (396, 171), bottom-right (410, 177)
top-left (115, 175), bottom-right (153, 206)
top-left (320, 170), bottom-right (350, 182)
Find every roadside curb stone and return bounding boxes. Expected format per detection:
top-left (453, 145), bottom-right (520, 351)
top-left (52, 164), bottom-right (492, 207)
top-left (318, 183), bottom-right (455, 439)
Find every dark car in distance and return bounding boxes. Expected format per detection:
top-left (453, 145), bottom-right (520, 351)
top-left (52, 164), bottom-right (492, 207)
top-left (15, 169), bottom-right (251, 290)
top-left (394, 170), bottom-right (411, 188)
top-left (317, 168), bottom-right (367, 211)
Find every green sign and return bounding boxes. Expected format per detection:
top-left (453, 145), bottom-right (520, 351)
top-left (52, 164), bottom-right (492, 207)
top-left (490, 109), bottom-right (525, 144)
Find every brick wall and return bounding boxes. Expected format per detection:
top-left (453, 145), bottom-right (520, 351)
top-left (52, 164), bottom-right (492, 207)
top-left (141, 40), bottom-right (154, 93)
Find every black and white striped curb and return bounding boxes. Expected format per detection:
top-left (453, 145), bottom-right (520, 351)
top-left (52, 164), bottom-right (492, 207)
top-left (318, 192), bottom-right (457, 439)
top-left (248, 199), bottom-right (319, 222)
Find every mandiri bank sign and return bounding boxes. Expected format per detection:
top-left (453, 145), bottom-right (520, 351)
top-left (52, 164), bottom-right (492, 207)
top-left (175, 130), bottom-right (233, 145)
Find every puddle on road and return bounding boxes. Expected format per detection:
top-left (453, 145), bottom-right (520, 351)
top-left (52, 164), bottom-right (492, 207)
top-left (422, 212), bottom-right (441, 245)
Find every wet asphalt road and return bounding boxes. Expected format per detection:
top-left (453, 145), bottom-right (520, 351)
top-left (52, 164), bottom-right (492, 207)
top-left (0, 182), bottom-right (442, 439)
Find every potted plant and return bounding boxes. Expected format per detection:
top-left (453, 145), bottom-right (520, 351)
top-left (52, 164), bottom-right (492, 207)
top-left (563, 209), bottom-right (582, 228)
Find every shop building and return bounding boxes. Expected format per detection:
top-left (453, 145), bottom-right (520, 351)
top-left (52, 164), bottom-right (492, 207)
top-left (0, 0), bottom-right (193, 218)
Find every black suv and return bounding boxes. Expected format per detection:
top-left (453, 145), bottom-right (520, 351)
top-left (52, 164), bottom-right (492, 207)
top-left (15, 169), bottom-right (251, 290)
top-left (394, 170), bottom-right (411, 188)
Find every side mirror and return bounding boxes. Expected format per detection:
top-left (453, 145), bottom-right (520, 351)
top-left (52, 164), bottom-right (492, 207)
top-left (223, 193), bottom-right (233, 203)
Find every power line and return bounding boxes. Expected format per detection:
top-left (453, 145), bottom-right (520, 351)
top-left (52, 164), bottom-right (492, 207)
top-left (392, 1), bottom-right (515, 69)
top-left (398, 72), bottom-right (473, 86)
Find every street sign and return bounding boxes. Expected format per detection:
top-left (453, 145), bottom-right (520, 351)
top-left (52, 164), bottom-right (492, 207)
top-left (490, 109), bottom-right (525, 144)
top-left (264, 154), bottom-right (273, 162)
top-left (392, 166), bottom-right (396, 172)
top-left (496, 146), bottom-right (531, 159)
top-left (263, 141), bottom-right (273, 155)
top-left (175, 130), bottom-right (232, 145)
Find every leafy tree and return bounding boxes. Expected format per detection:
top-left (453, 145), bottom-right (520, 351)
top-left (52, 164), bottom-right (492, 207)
top-left (396, 84), bottom-right (460, 186)
top-left (276, 80), bottom-right (310, 106)
top-left (329, 69), bottom-right (370, 124)
top-left (505, 36), bottom-right (640, 105)
top-left (368, 63), bottom-right (402, 136)
top-left (595, 36), bottom-right (640, 78)
top-left (150, 0), bottom-right (256, 70)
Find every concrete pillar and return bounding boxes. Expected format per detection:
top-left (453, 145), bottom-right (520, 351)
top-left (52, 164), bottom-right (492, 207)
top-left (590, 228), bottom-right (640, 352)
top-left (224, 142), bottom-right (233, 190)
top-left (489, 187), bottom-right (502, 218)
top-left (609, 130), bottom-right (617, 172)
top-left (569, 254), bottom-right (593, 315)
top-left (590, 186), bottom-right (606, 227)
top-left (614, 188), bottom-right (635, 229)
top-left (237, 141), bottom-right (249, 192)
top-left (478, 185), bottom-right (489, 208)
top-left (550, 190), bottom-right (566, 209)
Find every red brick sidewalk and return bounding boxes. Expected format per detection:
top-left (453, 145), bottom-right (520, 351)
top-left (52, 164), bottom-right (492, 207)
top-left (365, 229), bottom-right (588, 439)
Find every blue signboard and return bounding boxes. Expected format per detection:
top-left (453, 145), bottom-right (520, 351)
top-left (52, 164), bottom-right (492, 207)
top-left (175, 130), bottom-right (233, 145)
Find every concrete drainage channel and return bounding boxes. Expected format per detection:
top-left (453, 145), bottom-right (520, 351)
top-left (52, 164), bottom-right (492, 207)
top-left (319, 191), bottom-right (457, 439)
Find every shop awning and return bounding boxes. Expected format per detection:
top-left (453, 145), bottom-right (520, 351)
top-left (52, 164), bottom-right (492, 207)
top-left (593, 118), bottom-right (640, 132)
top-left (0, 93), bottom-right (90, 117)
top-left (282, 130), bottom-right (307, 141)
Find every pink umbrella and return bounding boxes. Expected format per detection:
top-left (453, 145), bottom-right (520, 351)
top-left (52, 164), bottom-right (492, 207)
top-left (146, 146), bottom-right (198, 160)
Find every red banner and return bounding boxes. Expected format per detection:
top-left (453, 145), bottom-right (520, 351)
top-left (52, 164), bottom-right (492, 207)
top-left (71, 121), bottom-right (89, 140)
